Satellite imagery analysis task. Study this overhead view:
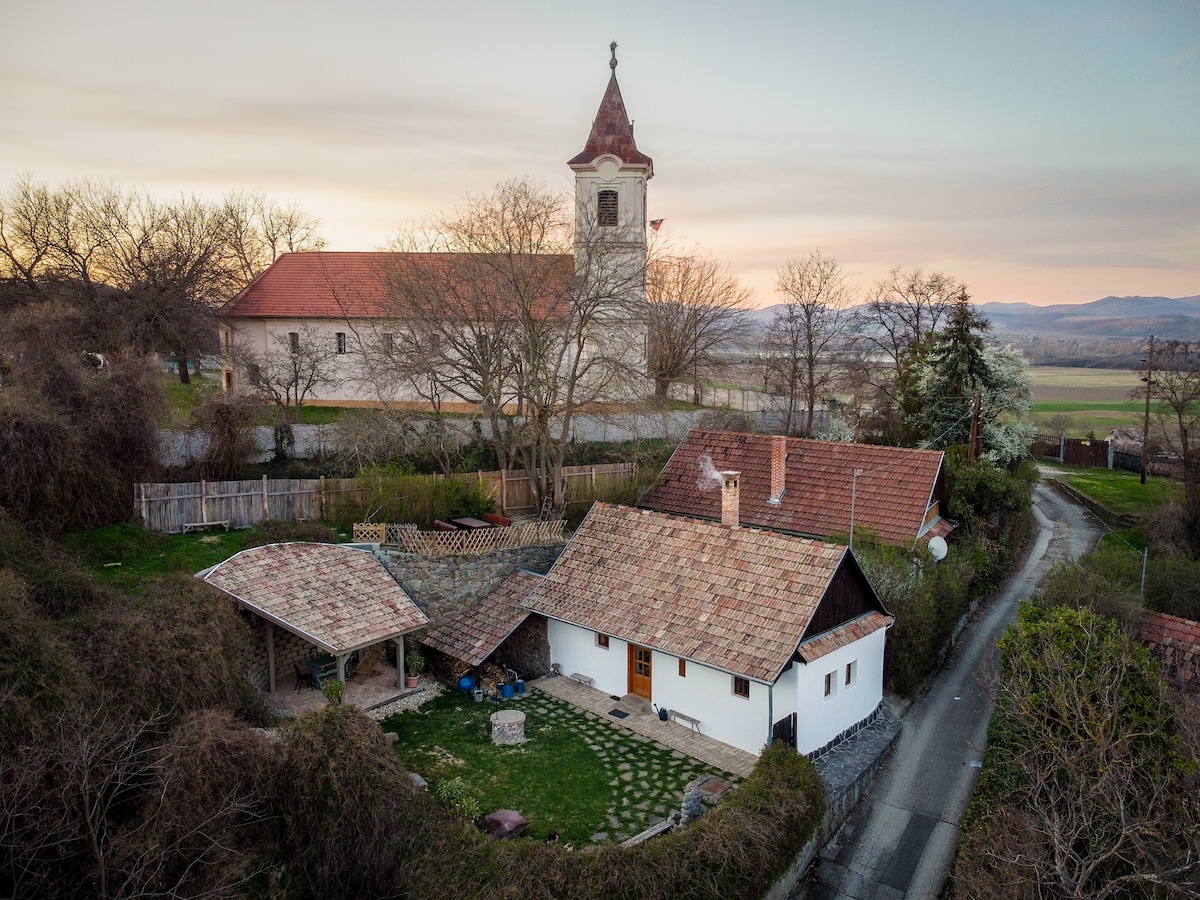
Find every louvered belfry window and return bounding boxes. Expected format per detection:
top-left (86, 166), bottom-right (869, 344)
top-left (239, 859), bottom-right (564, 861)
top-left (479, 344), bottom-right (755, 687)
top-left (597, 189), bottom-right (618, 226)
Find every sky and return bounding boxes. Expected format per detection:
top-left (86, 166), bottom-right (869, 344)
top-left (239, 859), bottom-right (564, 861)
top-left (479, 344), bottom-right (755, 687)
top-left (2, 1), bottom-right (1198, 308)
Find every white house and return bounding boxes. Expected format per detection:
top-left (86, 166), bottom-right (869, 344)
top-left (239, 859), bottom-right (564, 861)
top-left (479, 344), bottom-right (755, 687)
top-left (520, 474), bottom-right (893, 757)
top-left (217, 44), bottom-right (652, 408)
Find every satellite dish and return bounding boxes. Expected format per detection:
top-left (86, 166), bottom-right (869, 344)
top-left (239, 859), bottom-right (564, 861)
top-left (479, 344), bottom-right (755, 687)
top-left (928, 536), bottom-right (948, 561)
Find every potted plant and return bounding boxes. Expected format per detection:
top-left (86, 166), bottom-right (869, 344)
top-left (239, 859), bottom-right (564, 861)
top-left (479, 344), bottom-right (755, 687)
top-left (322, 678), bottom-right (345, 705)
top-left (405, 648), bottom-right (426, 689)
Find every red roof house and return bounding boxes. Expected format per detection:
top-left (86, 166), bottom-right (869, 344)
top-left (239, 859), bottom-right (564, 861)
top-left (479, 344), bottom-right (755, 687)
top-left (521, 495), bottom-right (893, 756)
top-left (639, 430), bottom-right (950, 546)
top-left (1141, 610), bottom-right (1200, 694)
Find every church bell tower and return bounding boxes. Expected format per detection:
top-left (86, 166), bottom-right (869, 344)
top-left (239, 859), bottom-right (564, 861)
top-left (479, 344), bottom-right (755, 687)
top-left (568, 42), bottom-right (653, 309)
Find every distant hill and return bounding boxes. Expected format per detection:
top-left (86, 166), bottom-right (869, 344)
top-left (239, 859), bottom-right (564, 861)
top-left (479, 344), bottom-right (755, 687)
top-left (749, 295), bottom-right (1200, 341)
top-left (976, 295), bottom-right (1200, 341)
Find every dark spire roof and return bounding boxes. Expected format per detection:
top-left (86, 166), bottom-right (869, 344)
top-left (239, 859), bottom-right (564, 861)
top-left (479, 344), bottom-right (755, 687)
top-left (568, 43), bottom-right (653, 172)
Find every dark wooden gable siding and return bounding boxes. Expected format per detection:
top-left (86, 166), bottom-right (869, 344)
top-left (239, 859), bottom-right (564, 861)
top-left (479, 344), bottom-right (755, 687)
top-left (802, 560), bottom-right (880, 640)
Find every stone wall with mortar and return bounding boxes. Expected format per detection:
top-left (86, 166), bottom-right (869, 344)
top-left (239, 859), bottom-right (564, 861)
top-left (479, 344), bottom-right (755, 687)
top-left (383, 544), bottom-right (564, 629)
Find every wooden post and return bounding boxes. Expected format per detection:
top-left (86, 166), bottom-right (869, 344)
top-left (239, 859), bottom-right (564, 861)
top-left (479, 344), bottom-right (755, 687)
top-left (139, 483), bottom-right (149, 526)
top-left (262, 474), bottom-right (269, 521)
top-left (318, 475), bottom-right (327, 520)
top-left (200, 480), bottom-right (208, 524)
top-left (500, 469), bottom-right (507, 516)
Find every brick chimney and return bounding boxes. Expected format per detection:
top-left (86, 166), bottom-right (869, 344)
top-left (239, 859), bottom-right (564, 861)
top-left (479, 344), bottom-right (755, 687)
top-left (769, 435), bottom-right (786, 504)
top-left (720, 471), bottom-right (741, 527)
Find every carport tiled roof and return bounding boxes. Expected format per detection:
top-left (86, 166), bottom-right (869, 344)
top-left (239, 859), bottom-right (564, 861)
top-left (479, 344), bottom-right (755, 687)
top-left (1142, 610), bottom-right (1200, 693)
top-left (521, 503), bottom-right (865, 683)
top-left (420, 570), bottom-right (545, 667)
top-left (201, 542), bottom-right (428, 654)
top-left (639, 430), bottom-right (947, 545)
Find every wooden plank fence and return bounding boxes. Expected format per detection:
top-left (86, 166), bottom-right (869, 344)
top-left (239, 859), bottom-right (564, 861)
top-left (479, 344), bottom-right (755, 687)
top-left (135, 463), bottom-right (634, 534)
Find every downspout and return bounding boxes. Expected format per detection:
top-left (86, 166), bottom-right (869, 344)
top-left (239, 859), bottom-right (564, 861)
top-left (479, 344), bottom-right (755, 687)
top-left (768, 682), bottom-right (775, 749)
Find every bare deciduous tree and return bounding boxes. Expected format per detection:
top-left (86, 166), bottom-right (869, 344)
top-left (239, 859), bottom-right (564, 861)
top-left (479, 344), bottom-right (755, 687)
top-left (644, 246), bottom-right (755, 402)
top-left (852, 266), bottom-right (963, 443)
top-left (365, 178), bottom-right (645, 511)
top-left (1139, 339), bottom-right (1200, 550)
top-left (762, 250), bottom-right (854, 436)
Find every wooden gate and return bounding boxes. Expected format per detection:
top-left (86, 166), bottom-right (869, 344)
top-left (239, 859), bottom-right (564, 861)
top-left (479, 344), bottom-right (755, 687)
top-left (772, 713), bottom-right (797, 749)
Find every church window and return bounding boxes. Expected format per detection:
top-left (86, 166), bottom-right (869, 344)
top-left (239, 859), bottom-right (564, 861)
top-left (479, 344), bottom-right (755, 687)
top-left (287, 332), bottom-right (300, 354)
top-left (335, 332), bottom-right (347, 354)
top-left (597, 190), bottom-right (618, 226)
top-left (381, 332), bottom-right (394, 355)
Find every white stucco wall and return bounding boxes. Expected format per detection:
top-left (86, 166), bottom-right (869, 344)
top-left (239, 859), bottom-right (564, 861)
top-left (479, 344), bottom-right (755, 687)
top-left (793, 626), bottom-right (887, 755)
top-left (545, 619), bottom-right (776, 756)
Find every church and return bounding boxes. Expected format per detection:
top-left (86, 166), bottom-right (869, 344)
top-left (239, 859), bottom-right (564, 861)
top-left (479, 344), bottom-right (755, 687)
top-left (218, 45), bottom-right (654, 410)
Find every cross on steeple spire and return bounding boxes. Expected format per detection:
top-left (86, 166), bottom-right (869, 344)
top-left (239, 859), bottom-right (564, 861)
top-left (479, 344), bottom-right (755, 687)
top-left (610, 41), bottom-right (618, 70)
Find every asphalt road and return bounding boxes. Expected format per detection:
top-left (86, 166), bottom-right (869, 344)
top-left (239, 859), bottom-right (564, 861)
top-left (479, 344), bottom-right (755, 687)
top-left (798, 477), bottom-right (1103, 899)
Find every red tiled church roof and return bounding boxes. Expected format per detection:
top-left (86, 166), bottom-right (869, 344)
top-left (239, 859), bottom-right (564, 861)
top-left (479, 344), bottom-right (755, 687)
top-left (201, 542), bottom-right (428, 654)
top-left (420, 570), bottom-right (544, 667)
top-left (1142, 610), bottom-right (1200, 693)
top-left (521, 503), bottom-right (888, 683)
top-left (220, 251), bottom-right (574, 320)
top-left (639, 430), bottom-right (947, 545)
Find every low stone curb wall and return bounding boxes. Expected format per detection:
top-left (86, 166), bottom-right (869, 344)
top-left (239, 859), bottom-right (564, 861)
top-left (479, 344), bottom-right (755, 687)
top-left (1049, 477), bottom-right (1137, 528)
top-left (763, 711), bottom-right (903, 900)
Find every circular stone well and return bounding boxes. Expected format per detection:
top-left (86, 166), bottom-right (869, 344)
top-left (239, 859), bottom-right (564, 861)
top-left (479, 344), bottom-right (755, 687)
top-left (490, 709), bottom-right (526, 745)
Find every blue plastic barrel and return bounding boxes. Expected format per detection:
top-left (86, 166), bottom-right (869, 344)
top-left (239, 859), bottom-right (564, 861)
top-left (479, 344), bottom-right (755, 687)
top-left (459, 675), bottom-right (476, 693)
top-left (501, 683), bottom-right (515, 699)
top-left (515, 679), bottom-right (525, 694)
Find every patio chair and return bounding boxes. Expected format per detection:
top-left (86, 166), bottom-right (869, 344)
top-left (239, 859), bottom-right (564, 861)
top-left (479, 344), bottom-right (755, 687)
top-left (294, 662), bottom-right (314, 692)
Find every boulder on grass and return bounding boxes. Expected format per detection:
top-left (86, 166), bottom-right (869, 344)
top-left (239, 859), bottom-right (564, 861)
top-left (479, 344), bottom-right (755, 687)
top-left (480, 808), bottom-right (527, 839)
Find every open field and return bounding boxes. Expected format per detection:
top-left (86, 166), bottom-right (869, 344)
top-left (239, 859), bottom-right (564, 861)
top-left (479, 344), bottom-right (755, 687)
top-left (1028, 366), bottom-right (1142, 403)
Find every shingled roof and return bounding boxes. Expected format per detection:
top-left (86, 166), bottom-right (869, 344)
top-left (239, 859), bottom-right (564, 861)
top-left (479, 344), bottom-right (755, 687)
top-left (639, 430), bottom-right (948, 545)
top-left (220, 251), bottom-right (574, 320)
top-left (201, 543), bottom-right (428, 655)
top-left (420, 570), bottom-right (544, 667)
top-left (1142, 610), bottom-right (1200, 694)
top-left (521, 503), bottom-right (889, 683)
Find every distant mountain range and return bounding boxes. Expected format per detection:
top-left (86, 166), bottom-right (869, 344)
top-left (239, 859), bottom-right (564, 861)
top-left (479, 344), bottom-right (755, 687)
top-left (749, 295), bottom-right (1200, 342)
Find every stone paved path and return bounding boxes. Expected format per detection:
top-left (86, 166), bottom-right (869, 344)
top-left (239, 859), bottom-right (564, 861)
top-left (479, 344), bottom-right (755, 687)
top-left (531, 675), bottom-right (758, 777)
top-left (522, 695), bottom-right (731, 842)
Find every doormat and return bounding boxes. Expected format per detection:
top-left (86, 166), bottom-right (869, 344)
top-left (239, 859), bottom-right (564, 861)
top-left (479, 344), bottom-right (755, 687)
top-left (608, 709), bottom-right (629, 719)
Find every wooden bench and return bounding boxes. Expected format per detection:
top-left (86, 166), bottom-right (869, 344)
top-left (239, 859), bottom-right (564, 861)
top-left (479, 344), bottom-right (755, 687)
top-left (182, 520), bottom-right (230, 533)
top-left (568, 672), bottom-right (594, 687)
top-left (668, 709), bottom-right (701, 733)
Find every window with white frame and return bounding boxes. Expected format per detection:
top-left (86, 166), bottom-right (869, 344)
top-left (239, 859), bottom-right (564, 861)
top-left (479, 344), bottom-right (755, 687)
top-left (732, 676), bottom-right (750, 699)
top-left (596, 633), bottom-right (609, 649)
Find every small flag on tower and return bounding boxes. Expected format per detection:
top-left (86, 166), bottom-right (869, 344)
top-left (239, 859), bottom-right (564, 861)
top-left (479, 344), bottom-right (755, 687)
top-left (649, 218), bottom-right (665, 231)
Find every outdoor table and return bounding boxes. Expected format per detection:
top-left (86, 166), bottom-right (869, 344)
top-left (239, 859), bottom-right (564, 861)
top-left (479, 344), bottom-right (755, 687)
top-left (450, 517), bottom-right (494, 530)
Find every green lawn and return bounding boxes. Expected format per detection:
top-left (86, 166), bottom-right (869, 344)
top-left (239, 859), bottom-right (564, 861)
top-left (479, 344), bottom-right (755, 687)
top-left (381, 690), bottom-right (735, 847)
top-left (1050, 466), bottom-right (1182, 520)
top-left (58, 524), bottom-right (248, 592)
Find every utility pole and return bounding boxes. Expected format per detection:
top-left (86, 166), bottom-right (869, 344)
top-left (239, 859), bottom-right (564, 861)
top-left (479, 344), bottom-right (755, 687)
top-left (1140, 335), bottom-right (1155, 485)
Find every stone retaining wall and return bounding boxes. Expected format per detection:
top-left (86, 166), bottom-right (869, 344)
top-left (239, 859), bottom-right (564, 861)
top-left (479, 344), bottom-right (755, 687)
top-left (384, 544), bottom-right (564, 629)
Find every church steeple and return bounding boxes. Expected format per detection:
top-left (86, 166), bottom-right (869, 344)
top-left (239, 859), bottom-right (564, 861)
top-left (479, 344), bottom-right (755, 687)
top-left (568, 42), bottom-right (654, 174)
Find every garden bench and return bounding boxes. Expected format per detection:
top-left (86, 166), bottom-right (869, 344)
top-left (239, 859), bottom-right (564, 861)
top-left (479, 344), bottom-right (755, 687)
top-left (181, 520), bottom-right (230, 533)
top-left (568, 672), bottom-right (594, 687)
top-left (668, 709), bottom-right (701, 733)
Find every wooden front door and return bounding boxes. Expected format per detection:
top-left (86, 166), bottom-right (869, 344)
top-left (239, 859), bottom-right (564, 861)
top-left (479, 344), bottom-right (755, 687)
top-left (628, 644), bottom-right (652, 700)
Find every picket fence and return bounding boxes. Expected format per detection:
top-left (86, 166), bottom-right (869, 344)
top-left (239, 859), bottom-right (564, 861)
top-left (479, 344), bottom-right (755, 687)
top-left (134, 463), bottom-right (634, 534)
